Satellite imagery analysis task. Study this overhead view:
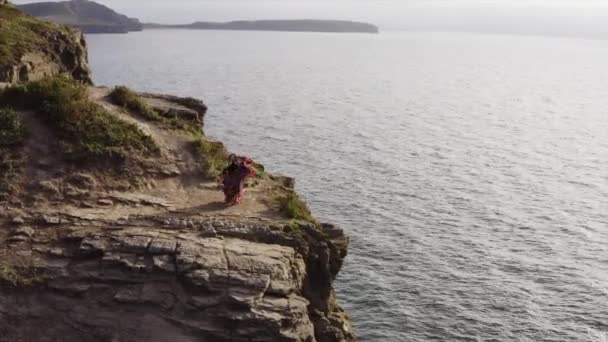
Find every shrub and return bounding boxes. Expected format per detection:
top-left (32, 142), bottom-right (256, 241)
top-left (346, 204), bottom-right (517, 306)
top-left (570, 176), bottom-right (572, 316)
top-left (0, 108), bottom-right (26, 197)
top-left (192, 137), bottom-right (229, 178)
top-left (109, 86), bottom-right (161, 121)
top-left (2, 76), bottom-right (159, 160)
top-left (0, 153), bottom-right (24, 197)
top-left (0, 257), bottom-right (41, 287)
top-left (0, 108), bottom-right (26, 147)
top-left (277, 191), bottom-right (315, 222)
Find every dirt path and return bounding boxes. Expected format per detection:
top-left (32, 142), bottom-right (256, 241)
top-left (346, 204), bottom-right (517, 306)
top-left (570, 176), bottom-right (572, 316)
top-left (4, 87), bottom-right (285, 224)
top-left (20, 111), bottom-right (63, 182)
top-left (82, 87), bottom-right (283, 222)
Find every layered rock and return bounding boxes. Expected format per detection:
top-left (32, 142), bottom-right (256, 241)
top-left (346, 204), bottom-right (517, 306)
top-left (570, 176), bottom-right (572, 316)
top-left (0, 210), bottom-right (352, 341)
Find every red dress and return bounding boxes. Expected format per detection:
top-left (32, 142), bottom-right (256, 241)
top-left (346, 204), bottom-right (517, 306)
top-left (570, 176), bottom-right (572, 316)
top-left (222, 162), bottom-right (256, 205)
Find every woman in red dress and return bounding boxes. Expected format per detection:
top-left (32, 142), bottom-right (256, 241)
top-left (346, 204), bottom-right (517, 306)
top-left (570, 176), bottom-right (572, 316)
top-left (221, 155), bottom-right (257, 205)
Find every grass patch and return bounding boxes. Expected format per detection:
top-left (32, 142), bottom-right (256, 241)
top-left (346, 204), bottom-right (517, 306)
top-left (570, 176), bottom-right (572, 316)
top-left (109, 85), bottom-right (200, 133)
top-left (109, 86), bottom-right (162, 121)
top-left (0, 255), bottom-right (41, 287)
top-left (0, 5), bottom-right (72, 66)
top-left (0, 108), bottom-right (26, 198)
top-left (192, 136), bottom-right (229, 178)
top-left (0, 108), bottom-right (25, 147)
top-left (1, 75), bottom-right (159, 161)
top-left (277, 191), bottom-right (315, 222)
top-left (282, 222), bottom-right (305, 239)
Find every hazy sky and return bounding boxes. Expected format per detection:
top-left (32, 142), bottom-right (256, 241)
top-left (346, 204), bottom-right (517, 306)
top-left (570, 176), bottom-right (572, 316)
top-left (13, 0), bottom-right (608, 37)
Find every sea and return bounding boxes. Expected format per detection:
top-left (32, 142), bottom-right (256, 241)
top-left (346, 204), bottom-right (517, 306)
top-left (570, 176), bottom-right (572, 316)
top-left (87, 30), bottom-right (608, 342)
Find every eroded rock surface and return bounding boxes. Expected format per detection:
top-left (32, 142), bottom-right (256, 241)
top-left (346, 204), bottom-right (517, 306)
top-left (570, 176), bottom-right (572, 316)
top-left (0, 213), bottom-right (353, 342)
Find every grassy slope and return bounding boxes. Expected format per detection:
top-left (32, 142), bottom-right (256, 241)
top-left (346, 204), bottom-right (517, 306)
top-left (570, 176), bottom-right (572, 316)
top-left (1, 76), bottom-right (159, 161)
top-left (0, 5), bottom-right (72, 66)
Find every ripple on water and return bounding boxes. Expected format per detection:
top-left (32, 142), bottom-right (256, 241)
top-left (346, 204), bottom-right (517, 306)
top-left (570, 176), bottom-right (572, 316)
top-left (88, 30), bottom-right (608, 341)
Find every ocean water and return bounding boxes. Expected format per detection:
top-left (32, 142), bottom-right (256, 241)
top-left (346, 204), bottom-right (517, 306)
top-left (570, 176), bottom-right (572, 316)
top-left (87, 30), bottom-right (608, 341)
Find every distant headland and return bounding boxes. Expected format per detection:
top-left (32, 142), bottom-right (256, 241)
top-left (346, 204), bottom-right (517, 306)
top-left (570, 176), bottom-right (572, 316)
top-left (16, 0), bottom-right (379, 35)
top-left (16, 0), bottom-right (143, 34)
top-left (145, 20), bottom-right (380, 34)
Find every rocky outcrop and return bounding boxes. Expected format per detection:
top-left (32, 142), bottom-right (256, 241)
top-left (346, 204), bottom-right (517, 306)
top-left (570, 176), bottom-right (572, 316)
top-left (0, 211), bottom-right (353, 342)
top-left (0, 5), bottom-right (92, 84)
top-left (140, 92), bottom-right (208, 126)
top-left (0, 29), bottom-right (91, 84)
top-left (0, 85), bottom-right (354, 341)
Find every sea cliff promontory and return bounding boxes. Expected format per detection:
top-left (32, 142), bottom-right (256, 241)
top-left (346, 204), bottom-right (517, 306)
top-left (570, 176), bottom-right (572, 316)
top-left (0, 4), bottom-right (354, 341)
top-left (16, 0), bottom-right (143, 34)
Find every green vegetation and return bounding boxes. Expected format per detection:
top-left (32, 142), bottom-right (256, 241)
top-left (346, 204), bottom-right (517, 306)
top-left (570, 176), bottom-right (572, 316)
top-left (192, 136), bottom-right (229, 178)
top-left (0, 255), bottom-right (41, 287)
top-left (0, 108), bottom-right (26, 197)
top-left (0, 5), bottom-right (72, 65)
top-left (109, 86), bottom-right (162, 121)
top-left (277, 191), bottom-right (315, 222)
top-left (0, 108), bottom-right (26, 147)
top-left (1, 75), bottom-right (159, 161)
top-left (282, 222), bottom-right (305, 239)
top-left (252, 161), bottom-right (267, 179)
top-left (109, 85), bottom-right (198, 132)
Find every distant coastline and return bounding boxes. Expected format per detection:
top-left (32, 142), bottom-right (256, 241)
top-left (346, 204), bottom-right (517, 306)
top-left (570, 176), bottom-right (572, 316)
top-left (16, 0), bottom-right (379, 35)
top-left (17, 0), bottom-right (142, 34)
top-left (144, 20), bottom-right (380, 34)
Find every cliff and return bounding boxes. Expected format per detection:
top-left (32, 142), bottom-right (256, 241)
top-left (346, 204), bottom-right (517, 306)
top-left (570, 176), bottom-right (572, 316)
top-left (0, 4), bottom-right (91, 83)
top-left (17, 0), bottom-right (143, 34)
top-left (144, 20), bottom-right (380, 34)
top-left (0, 5), bottom-right (353, 342)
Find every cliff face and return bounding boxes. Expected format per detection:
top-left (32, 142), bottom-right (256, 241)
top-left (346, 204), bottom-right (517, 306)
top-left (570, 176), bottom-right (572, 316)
top-left (0, 5), bottom-right (92, 84)
top-left (0, 208), bottom-right (352, 341)
top-left (0, 9), bottom-right (354, 339)
top-left (0, 86), bottom-right (353, 342)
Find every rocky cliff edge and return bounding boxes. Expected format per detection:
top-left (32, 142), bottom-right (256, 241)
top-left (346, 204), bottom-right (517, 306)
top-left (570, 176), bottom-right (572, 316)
top-left (0, 4), bottom-right (91, 84)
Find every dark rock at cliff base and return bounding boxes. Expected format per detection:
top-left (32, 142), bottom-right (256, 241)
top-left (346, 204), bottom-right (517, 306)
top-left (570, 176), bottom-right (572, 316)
top-left (17, 0), bottom-right (143, 34)
top-left (0, 5), bottom-right (92, 83)
top-left (145, 19), bottom-right (380, 34)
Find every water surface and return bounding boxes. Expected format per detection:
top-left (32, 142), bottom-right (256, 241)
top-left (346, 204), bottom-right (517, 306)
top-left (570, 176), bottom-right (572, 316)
top-left (88, 30), bottom-right (608, 341)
